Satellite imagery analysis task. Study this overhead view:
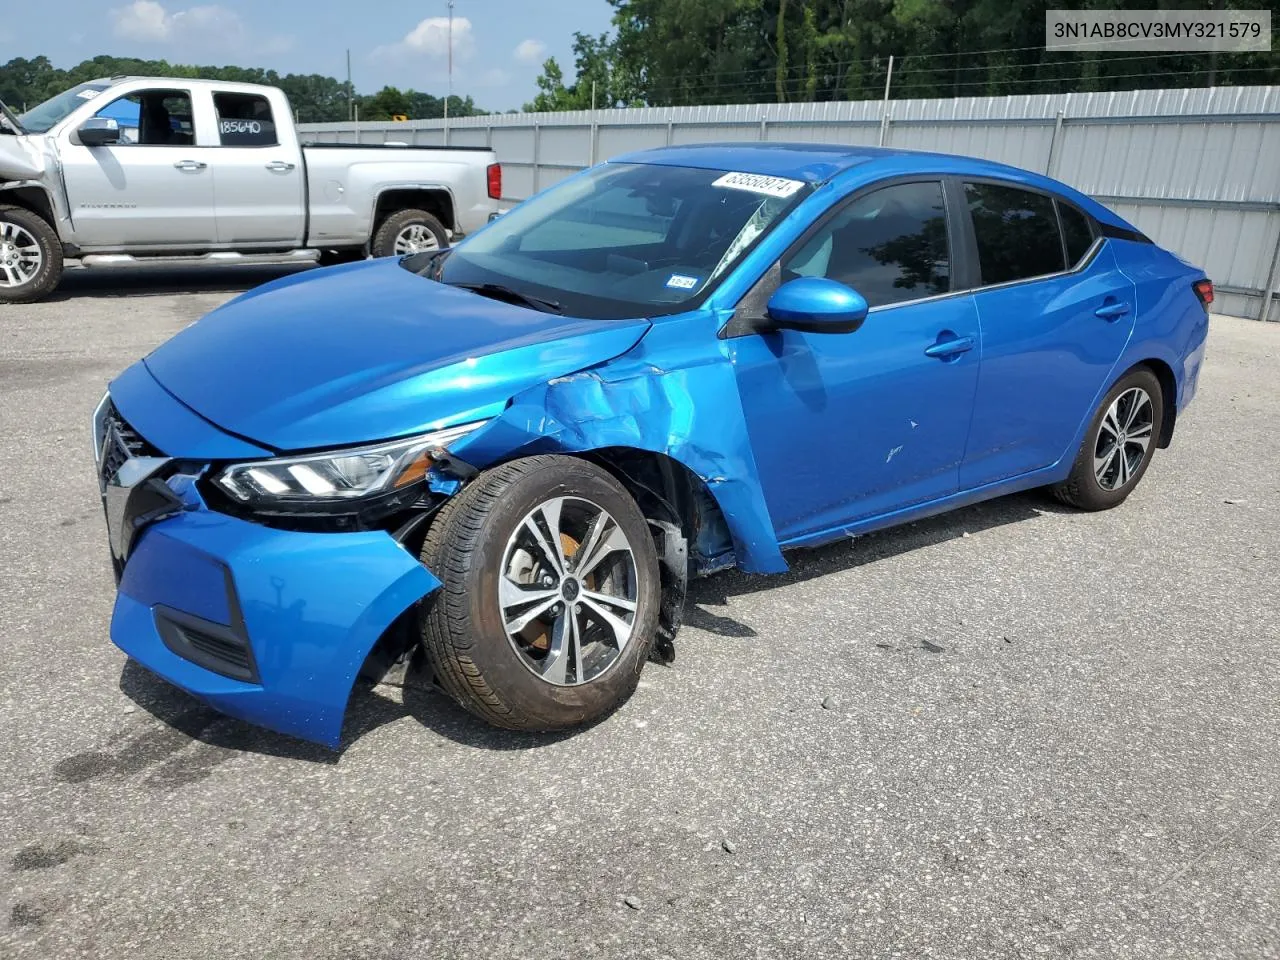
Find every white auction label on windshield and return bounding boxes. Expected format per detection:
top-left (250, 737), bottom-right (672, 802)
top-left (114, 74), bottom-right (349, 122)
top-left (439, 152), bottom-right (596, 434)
top-left (712, 172), bottom-right (805, 198)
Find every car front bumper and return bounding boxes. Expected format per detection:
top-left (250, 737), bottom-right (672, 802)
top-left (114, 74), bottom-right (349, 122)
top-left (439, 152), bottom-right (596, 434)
top-left (111, 506), bottom-right (440, 747)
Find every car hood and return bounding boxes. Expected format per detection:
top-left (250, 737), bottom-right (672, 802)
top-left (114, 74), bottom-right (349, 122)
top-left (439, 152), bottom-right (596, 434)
top-left (143, 258), bottom-right (651, 451)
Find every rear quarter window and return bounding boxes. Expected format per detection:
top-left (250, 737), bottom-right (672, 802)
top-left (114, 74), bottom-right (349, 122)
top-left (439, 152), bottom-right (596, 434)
top-left (1058, 201), bottom-right (1097, 267)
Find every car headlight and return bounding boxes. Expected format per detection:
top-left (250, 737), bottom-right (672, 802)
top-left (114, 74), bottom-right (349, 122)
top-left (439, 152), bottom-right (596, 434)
top-left (214, 422), bottom-right (485, 506)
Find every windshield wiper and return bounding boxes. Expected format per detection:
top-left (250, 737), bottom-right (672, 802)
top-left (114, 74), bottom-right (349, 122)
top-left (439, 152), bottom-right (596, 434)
top-left (450, 282), bottom-right (563, 315)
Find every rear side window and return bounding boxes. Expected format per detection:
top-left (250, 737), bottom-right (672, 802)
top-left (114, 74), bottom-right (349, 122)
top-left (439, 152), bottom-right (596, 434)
top-left (964, 183), bottom-right (1065, 286)
top-left (783, 180), bottom-right (950, 308)
top-left (1058, 201), bottom-right (1096, 267)
top-left (214, 93), bottom-right (278, 146)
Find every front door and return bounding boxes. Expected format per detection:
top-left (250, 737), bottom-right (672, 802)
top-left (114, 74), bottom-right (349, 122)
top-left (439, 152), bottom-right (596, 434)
top-left (728, 179), bottom-right (981, 542)
top-left (208, 89), bottom-right (305, 246)
top-left (57, 87), bottom-right (217, 250)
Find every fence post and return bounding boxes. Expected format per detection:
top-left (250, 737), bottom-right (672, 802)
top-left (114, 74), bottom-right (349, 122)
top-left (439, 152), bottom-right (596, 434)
top-left (1045, 110), bottom-right (1065, 176)
top-left (759, 117), bottom-right (768, 141)
top-left (532, 122), bottom-right (541, 193)
top-left (1262, 216), bottom-right (1280, 322)
top-left (590, 119), bottom-right (599, 167)
top-left (878, 110), bottom-right (891, 147)
top-left (666, 119), bottom-right (674, 146)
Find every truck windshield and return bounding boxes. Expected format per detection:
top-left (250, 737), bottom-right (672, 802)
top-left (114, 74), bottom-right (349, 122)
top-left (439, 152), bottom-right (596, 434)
top-left (408, 162), bottom-right (811, 321)
top-left (19, 82), bottom-right (114, 134)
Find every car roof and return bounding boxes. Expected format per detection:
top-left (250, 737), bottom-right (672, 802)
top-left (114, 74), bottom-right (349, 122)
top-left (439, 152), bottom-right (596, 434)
top-left (610, 142), bottom-right (1131, 230)
top-left (98, 76), bottom-right (278, 96)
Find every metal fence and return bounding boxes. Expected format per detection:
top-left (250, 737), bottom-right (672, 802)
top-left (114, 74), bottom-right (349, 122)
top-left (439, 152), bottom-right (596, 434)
top-left (300, 86), bottom-right (1280, 321)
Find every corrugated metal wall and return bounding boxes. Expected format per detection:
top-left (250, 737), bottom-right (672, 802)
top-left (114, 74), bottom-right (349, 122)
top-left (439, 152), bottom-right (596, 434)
top-left (300, 86), bottom-right (1280, 320)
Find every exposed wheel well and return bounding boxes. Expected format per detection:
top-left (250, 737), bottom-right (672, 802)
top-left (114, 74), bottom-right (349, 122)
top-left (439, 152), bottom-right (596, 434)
top-left (372, 189), bottom-right (455, 237)
top-left (0, 186), bottom-right (57, 232)
top-left (1132, 359), bottom-right (1178, 448)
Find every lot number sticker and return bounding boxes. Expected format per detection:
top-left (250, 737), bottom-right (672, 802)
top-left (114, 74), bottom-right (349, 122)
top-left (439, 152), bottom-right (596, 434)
top-left (666, 274), bottom-right (701, 290)
top-left (712, 171), bottom-right (805, 198)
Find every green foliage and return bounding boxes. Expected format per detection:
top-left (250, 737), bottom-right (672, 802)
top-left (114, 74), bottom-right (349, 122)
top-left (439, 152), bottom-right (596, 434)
top-left (0, 55), bottom-right (487, 122)
top-left (525, 0), bottom-right (1280, 110)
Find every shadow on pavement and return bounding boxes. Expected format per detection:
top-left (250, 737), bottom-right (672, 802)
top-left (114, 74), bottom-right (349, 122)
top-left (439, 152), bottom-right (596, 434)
top-left (105, 490), bottom-right (1065, 764)
top-left (50, 264), bottom-right (315, 301)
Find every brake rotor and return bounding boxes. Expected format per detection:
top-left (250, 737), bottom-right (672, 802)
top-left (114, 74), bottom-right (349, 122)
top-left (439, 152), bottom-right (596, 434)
top-left (522, 532), bottom-right (583, 652)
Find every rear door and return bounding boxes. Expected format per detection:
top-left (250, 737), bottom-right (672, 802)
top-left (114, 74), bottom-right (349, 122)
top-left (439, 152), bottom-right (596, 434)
top-left (57, 86), bottom-right (217, 249)
top-left (208, 89), bottom-right (305, 246)
top-left (958, 180), bottom-right (1137, 489)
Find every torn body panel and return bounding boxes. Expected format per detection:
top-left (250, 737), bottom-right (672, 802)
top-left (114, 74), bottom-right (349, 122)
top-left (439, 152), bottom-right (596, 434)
top-left (450, 319), bottom-right (788, 576)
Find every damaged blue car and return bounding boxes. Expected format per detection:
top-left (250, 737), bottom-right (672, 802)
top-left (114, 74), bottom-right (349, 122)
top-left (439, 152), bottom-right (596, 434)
top-left (95, 144), bottom-right (1210, 746)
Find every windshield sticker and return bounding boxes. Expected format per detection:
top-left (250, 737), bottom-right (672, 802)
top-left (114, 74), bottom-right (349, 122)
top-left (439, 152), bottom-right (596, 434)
top-left (712, 171), bottom-right (805, 199)
top-left (76, 89), bottom-right (102, 100)
top-left (665, 274), bottom-right (700, 290)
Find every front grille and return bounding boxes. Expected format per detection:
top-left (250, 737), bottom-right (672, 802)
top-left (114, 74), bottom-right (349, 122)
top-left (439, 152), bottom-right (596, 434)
top-left (155, 607), bottom-right (260, 684)
top-left (99, 403), bottom-right (161, 487)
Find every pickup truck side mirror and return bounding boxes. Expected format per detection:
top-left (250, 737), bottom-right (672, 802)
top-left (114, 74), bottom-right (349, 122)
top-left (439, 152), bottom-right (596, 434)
top-left (78, 117), bottom-right (121, 147)
top-left (766, 276), bottom-right (869, 334)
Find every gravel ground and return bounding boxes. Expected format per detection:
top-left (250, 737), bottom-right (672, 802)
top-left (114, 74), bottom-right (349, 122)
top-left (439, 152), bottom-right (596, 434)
top-left (1, 267), bottom-right (1277, 959)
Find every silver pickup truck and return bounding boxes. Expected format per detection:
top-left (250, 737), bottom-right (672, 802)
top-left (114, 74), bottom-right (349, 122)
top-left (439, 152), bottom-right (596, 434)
top-left (0, 77), bottom-right (501, 302)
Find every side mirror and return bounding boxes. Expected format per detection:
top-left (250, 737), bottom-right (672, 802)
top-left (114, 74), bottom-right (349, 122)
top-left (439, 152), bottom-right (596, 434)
top-left (77, 117), bottom-right (120, 147)
top-left (766, 276), bottom-right (869, 334)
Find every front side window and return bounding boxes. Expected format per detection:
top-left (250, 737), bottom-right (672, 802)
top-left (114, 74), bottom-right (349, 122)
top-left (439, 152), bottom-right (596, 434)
top-left (965, 183), bottom-right (1065, 286)
top-left (407, 162), bottom-right (811, 320)
top-left (92, 90), bottom-right (195, 146)
top-left (783, 180), bottom-right (951, 308)
top-left (214, 93), bottom-right (279, 147)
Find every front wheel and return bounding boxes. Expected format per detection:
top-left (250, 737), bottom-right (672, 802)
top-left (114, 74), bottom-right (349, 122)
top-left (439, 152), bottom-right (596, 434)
top-left (419, 456), bottom-right (661, 731)
top-left (0, 205), bottom-right (62, 304)
top-left (1051, 367), bottom-right (1164, 511)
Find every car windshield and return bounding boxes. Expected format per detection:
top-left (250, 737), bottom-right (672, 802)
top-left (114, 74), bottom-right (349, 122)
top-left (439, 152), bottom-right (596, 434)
top-left (18, 82), bottom-right (113, 134)
top-left (406, 162), bottom-right (812, 320)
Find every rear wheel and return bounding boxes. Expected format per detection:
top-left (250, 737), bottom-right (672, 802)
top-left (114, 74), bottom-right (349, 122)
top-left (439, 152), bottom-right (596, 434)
top-left (1051, 367), bottom-right (1163, 511)
top-left (419, 456), bottom-right (661, 731)
top-left (0, 205), bottom-right (62, 304)
top-left (370, 209), bottom-right (448, 258)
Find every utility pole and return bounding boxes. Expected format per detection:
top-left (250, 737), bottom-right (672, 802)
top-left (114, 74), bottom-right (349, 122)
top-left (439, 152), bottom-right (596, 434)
top-left (346, 49), bottom-right (353, 122)
top-left (878, 55), bottom-right (894, 147)
top-left (443, 0), bottom-right (454, 139)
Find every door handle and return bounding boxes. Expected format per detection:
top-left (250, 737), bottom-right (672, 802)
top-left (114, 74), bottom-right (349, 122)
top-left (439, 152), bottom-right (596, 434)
top-left (1095, 301), bottom-right (1131, 321)
top-left (173, 159), bottom-right (207, 171)
top-left (265, 160), bottom-right (296, 172)
top-left (924, 335), bottom-right (975, 359)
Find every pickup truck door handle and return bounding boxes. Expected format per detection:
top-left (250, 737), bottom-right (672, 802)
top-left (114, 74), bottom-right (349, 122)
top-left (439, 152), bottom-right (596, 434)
top-left (924, 334), bottom-right (975, 360)
top-left (173, 160), bottom-right (208, 171)
top-left (1095, 300), bottom-right (1131, 321)
top-left (265, 160), bottom-right (296, 172)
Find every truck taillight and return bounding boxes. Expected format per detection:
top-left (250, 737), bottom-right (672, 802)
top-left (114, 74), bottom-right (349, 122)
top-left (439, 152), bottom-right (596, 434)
top-left (1193, 278), bottom-right (1214, 309)
top-left (487, 163), bottom-right (502, 200)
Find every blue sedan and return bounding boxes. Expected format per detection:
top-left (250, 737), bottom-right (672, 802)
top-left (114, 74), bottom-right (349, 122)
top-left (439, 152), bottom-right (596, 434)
top-left (95, 144), bottom-right (1210, 746)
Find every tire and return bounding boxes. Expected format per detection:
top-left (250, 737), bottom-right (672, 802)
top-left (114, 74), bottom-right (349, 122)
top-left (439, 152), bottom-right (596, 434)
top-left (0, 205), bottom-right (62, 304)
top-left (419, 455), bottom-right (661, 731)
top-left (1051, 367), bottom-right (1164, 511)
top-left (370, 208), bottom-right (448, 258)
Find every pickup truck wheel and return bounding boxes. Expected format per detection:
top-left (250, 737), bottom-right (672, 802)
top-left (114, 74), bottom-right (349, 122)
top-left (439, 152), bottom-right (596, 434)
top-left (419, 456), bottom-right (661, 731)
top-left (371, 209), bottom-right (448, 258)
top-left (0, 206), bottom-right (62, 304)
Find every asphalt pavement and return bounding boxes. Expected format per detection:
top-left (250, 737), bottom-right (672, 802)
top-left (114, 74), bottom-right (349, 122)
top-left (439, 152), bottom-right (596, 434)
top-left (1, 266), bottom-right (1277, 959)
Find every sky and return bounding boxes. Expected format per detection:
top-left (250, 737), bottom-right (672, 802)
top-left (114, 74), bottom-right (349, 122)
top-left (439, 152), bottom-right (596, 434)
top-left (0, 0), bottom-right (617, 111)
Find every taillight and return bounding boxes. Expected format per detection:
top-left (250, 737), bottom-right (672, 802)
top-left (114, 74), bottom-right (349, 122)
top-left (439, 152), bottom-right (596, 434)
top-left (486, 163), bottom-right (502, 200)
top-left (1193, 278), bottom-right (1214, 309)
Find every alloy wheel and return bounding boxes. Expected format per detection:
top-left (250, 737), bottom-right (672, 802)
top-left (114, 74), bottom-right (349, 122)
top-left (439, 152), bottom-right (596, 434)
top-left (499, 496), bottom-right (639, 687)
top-left (393, 223), bottom-right (440, 255)
top-left (1094, 386), bottom-right (1154, 491)
top-left (0, 220), bottom-right (43, 288)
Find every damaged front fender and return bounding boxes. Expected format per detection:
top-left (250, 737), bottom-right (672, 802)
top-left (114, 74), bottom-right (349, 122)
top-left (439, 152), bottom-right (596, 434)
top-left (449, 319), bottom-right (788, 575)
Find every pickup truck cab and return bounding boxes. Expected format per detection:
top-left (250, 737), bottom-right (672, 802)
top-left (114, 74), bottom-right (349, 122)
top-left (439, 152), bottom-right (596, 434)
top-left (0, 77), bottom-right (501, 302)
